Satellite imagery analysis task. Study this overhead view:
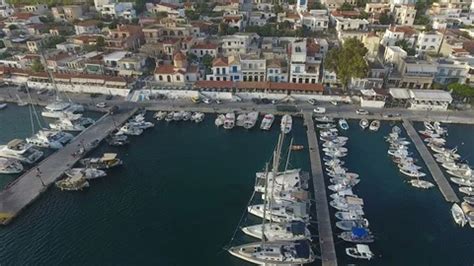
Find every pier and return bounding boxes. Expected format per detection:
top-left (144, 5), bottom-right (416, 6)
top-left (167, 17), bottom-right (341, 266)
top-left (402, 119), bottom-right (459, 203)
top-left (304, 113), bottom-right (338, 266)
top-left (0, 108), bottom-right (137, 225)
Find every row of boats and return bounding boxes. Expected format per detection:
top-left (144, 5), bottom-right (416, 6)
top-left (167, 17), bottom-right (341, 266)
top-left (317, 121), bottom-right (375, 260)
top-left (215, 112), bottom-right (293, 133)
top-left (154, 111), bottom-right (205, 123)
top-left (418, 121), bottom-right (474, 229)
top-left (228, 134), bottom-right (315, 265)
top-left (385, 126), bottom-right (435, 189)
top-left (359, 119), bottom-right (380, 131)
top-left (106, 112), bottom-right (154, 145)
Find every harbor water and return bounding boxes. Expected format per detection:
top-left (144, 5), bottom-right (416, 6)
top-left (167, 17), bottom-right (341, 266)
top-left (0, 105), bottom-right (473, 265)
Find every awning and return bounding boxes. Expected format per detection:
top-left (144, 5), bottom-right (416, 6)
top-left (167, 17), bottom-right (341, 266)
top-left (389, 88), bottom-right (411, 99)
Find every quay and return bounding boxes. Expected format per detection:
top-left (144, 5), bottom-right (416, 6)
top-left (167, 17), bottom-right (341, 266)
top-left (303, 113), bottom-right (338, 266)
top-left (0, 108), bottom-right (138, 225)
top-left (402, 119), bottom-right (459, 203)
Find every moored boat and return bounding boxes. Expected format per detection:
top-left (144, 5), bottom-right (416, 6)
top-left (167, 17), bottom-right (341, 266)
top-left (241, 221), bottom-right (311, 241)
top-left (80, 153), bottom-right (122, 169)
top-left (55, 175), bottom-right (89, 191)
top-left (409, 179), bottom-right (435, 189)
top-left (223, 113), bottom-right (235, 129)
top-left (280, 114), bottom-right (292, 134)
top-left (260, 114), bottom-right (274, 130)
top-left (339, 227), bottom-right (374, 243)
top-left (215, 114), bottom-right (225, 127)
top-left (65, 168), bottom-right (107, 180)
top-left (451, 203), bottom-right (467, 227)
top-left (339, 119), bottom-right (349, 130)
top-left (460, 186), bottom-right (474, 196)
top-left (359, 119), bottom-right (369, 130)
top-left (346, 244), bottom-right (374, 260)
top-left (0, 158), bottom-right (23, 174)
top-left (369, 120), bottom-right (380, 131)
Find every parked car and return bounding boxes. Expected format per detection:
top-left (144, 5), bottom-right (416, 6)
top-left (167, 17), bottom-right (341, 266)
top-left (203, 98), bottom-right (212, 104)
top-left (313, 107), bottom-right (326, 114)
top-left (330, 101), bottom-right (339, 106)
top-left (105, 94), bottom-right (113, 100)
top-left (356, 109), bottom-right (369, 115)
top-left (308, 98), bottom-right (317, 105)
top-left (96, 102), bottom-right (107, 108)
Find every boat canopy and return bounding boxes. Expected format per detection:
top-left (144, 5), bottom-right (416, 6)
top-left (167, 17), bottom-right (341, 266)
top-left (102, 153), bottom-right (117, 161)
top-left (290, 221), bottom-right (306, 235)
top-left (356, 244), bottom-right (372, 254)
top-left (346, 196), bottom-right (364, 205)
top-left (352, 227), bottom-right (368, 238)
top-left (294, 240), bottom-right (311, 258)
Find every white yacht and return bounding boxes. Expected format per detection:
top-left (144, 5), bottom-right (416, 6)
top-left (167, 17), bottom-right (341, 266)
top-left (254, 169), bottom-right (308, 193)
top-left (460, 186), bottom-right (474, 196)
top-left (0, 139), bottom-right (43, 164)
top-left (359, 119), bottom-right (369, 130)
top-left (260, 114), bottom-right (274, 130)
top-left (26, 130), bottom-right (73, 149)
top-left (0, 103), bottom-right (7, 109)
top-left (280, 114), bottom-right (292, 134)
top-left (236, 113), bottom-right (246, 127)
top-left (369, 120), bottom-right (380, 131)
top-left (346, 244), bottom-right (374, 260)
top-left (451, 203), bottom-right (467, 227)
top-left (0, 158), bottom-right (23, 174)
top-left (335, 210), bottom-right (365, 221)
top-left (243, 111), bottom-right (259, 129)
top-left (223, 113), bottom-right (235, 129)
top-left (49, 117), bottom-right (94, 132)
top-left (116, 123), bottom-right (143, 136)
top-left (450, 178), bottom-right (474, 187)
top-left (248, 201), bottom-right (310, 223)
top-left (409, 179), bottom-right (435, 189)
top-left (65, 168), bottom-right (107, 180)
top-left (228, 240), bottom-right (315, 265)
top-left (399, 167), bottom-right (426, 178)
top-left (129, 120), bottom-right (154, 130)
top-left (242, 221), bottom-right (311, 241)
top-left (42, 101), bottom-right (84, 118)
top-left (215, 114), bottom-right (225, 127)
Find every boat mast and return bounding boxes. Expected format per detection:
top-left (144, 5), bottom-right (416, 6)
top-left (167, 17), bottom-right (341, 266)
top-left (261, 162), bottom-right (270, 242)
top-left (284, 137), bottom-right (294, 171)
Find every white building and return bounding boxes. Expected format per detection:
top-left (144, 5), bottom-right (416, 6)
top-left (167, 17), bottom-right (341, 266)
top-left (289, 39), bottom-right (320, 84)
top-left (94, 0), bottom-right (113, 11)
top-left (434, 58), bottom-right (469, 85)
top-left (221, 34), bottom-right (253, 56)
top-left (206, 56), bottom-right (243, 82)
top-left (380, 25), bottom-right (418, 47)
top-left (384, 46), bottom-right (408, 64)
top-left (300, 10), bottom-right (329, 31)
top-left (409, 89), bottom-right (452, 111)
top-left (266, 58), bottom-right (288, 82)
top-left (416, 31), bottom-right (443, 54)
top-left (334, 18), bottom-right (369, 32)
top-left (241, 54), bottom-right (266, 82)
top-left (101, 2), bottom-right (136, 20)
top-left (392, 4), bottom-right (416, 26)
top-left (0, 0), bottom-right (14, 17)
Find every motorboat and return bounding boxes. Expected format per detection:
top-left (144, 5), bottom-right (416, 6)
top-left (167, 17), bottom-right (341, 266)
top-left (424, 137), bottom-right (446, 146)
top-left (324, 151), bottom-right (347, 158)
top-left (241, 221), bottom-right (311, 241)
top-left (129, 120), bottom-right (154, 130)
top-left (215, 114), bottom-right (225, 127)
top-left (254, 169), bottom-right (308, 193)
top-left (223, 113), bottom-right (235, 129)
top-left (0, 103), bottom-right (7, 109)
top-left (26, 130), bottom-right (73, 149)
top-left (50, 117), bottom-right (94, 132)
top-left (248, 201), bottom-right (310, 223)
top-left (42, 101), bottom-right (84, 118)
top-left (339, 227), bottom-right (374, 243)
top-left (165, 112), bottom-right (174, 122)
top-left (409, 179), bottom-right (435, 189)
top-left (317, 123), bottom-right (336, 129)
top-left (281, 114), bottom-right (292, 134)
top-left (399, 167), bottom-right (426, 178)
top-left (182, 111), bottom-right (192, 121)
top-left (260, 114), bottom-right (274, 130)
top-left (336, 219), bottom-right (369, 231)
top-left (418, 130), bottom-right (440, 138)
top-left (191, 112), bottom-right (205, 123)
top-left (460, 186), bottom-right (474, 196)
top-left (55, 175), bottom-right (89, 191)
top-left (335, 210), bottom-right (365, 221)
top-left (398, 163), bottom-right (422, 171)
top-left (65, 168), bottom-right (107, 180)
top-left (173, 111), bottom-right (185, 121)
top-left (106, 134), bottom-right (129, 146)
top-left (328, 183), bottom-right (353, 192)
top-left (314, 116), bottom-right (334, 123)
top-left (450, 178), bottom-right (474, 187)
top-left (329, 177), bottom-right (360, 187)
top-left (338, 119), bottom-right (349, 130)
top-left (359, 119), bottom-right (369, 130)
top-left (447, 169), bottom-right (474, 179)
top-left (236, 113), bottom-right (246, 127)
top-left (464, 196), bottom-right (474, 205)
top-left (116, 123), bottom-right (143, 136)
top-left (330, 189), bottom-right (354, 199)
top-left (392, 126), bottom-right (402, 134)
top-left (461, 202), bottom-right (474, 228)
top-left (80, 153), bottom-right (122, 169)
top-left (0, 158), bottom-right (23, 174)
top-left (442, 162), bottom-right (471, 172)
top-left (0, 139), bottom-right (43, 164)
top-left (243, 111), bottom-right (259, 129)
top-left (451, 203), bottom-right (467, 227)
top-left (369, 120), bottom-right (380, 131)
top-left (323, 141), bottom-right (346, 149)
top-left (228, 240), bottom-right (315, 265)
top-left (153, 111), bottom-right (167, 121)
top-left (346, 244), bottom-right (374, 260)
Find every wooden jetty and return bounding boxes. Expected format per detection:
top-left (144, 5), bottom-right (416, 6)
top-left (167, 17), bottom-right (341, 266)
top-left (304, 113), bottom-right (338, 266)
top-left (402, 119), bottom-right (459, 203)
top-left (0, 108), bottom-right (137, 225)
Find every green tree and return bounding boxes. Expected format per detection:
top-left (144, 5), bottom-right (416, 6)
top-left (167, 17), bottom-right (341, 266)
top-left (358, 11), bottom-right (369, 19)
top-left (339, 3), bottom-right (354, 11)
top-left (31, 59), bottom-right (44, 73)
top-left (448, 83), bottom-right (474, 102)
top-left (0, 40), bottom-right (4, 49)
top-left (324, 38), bottom-right (368, 89)
top-left (185, 10), bottom-right (200, 20)
top-left (8, 24), bottom-right (18, 31)
top-left (96, 36), bottom-right (105, 50)
top-left (395, 39), bottom-right (416, 55)
top-left (379, 12), bottom-right (392, 25)
top-left (187, 53), bottom-right (198, 64)
top-left (273, 4), bottom-right (284, 13)
top-left (288, 0), bottom-right (296, 4)
top-left (202, 54), bottom-right (214, 73)
top-left (45, 36), bottom-right (66, 48)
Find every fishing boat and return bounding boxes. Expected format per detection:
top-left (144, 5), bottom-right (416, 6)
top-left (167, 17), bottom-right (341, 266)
top-left (461, 202), bottom-right (474, 228)
top-left (346, 244), bottom-right (374, 260)
top-left (65, 168), bottom-right (107, 180)
top-left (336, 219), bottom-right (369, 231)
top-left (153, 111), bottom-right (167, 121)
top-left (55, 175), bottom-right (89, 191)
top-left (223, 113), bottom-right (235, 129)
top-left (359, 119), bottom-right (369, 130)
top-left (243, 111), bottom-right (259, 129)
top-left (369, 120), bottom-right (380, 131)
top-left (228, 240), bottom-right (315, 265)
top-left (0, 158), bottom-right (23, 174)
top-left (0, 139), bottom-right (43, 164)
top-left (281, 114), bottom-right (292, 134)
top-left (409, 179), bottom-right (435, 189)
top-left (451, 203), bottom-right (467, 227)
top-left (241, 221), bottom-right (311, 241)
top-left (460, 186), bottom-right (474, 196)
top-left (191, 112), bottom-right (205, 123)
top-left (335, 210), bottom-right (365, 221)
top-left (106, 134), bottom-right (129, 146)
top-left (260, 114), bottom-right (274, 130)
top-left (339, 119), bottom-right (349, 130)
top-left (215, 114), bottom-right (225, 127)
top-left (339, 227), bottom-right (374, 243)
top-left (314, 116), bottom-right (334, 123)
top-left (464, 197), bottom-right (474, 205)
top-left (80, 153), bottom-right (122, 169)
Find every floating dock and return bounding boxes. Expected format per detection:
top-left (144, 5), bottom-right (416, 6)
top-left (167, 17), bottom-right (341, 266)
top-left (304, 113), bottom-right (338, 266)
top-left (0, 108), bottom-right (137, 225)
top-left (402, 119), bottom-right (459, 203)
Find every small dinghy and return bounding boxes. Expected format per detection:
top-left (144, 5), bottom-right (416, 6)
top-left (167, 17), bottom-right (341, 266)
top-left (369, 120), bottom-right (380, 131)
top-left (339, 119), bottom-right (349, 130)
top-left (359, 119), bottom-right (369, 130)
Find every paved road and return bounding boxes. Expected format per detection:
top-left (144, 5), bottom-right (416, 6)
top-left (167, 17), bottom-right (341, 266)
top-left (0, 108), bottom-right (136, 224)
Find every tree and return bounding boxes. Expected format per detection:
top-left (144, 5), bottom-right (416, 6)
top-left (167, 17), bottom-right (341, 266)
top-left (339, 3), bottom-right (354, 11)
top-left (448, 83), bottom-right (474, 102)
top-left (0, 40), bottom-right (4, 49)
top-left (395, 39), bottom-right (416, 56)
top-left (273, 4), bottom-right (284, 13)
top-left (31, 59), bottom-right (44, 73)
top-left (324, 38), bottom-right (368, 89)
top-left (96, 36), bottom-right (105, 50)
top-left (358, 11), bottom-right (369, 19)
top-left (379, 12), bottom-right (392, 25)
top-left (202, 54), bottom-right (214, 73)
top-left (8, 24), bottom-right (18, 31)
top-left (185, 10), bottom-right (200, 20)
top-left (187, 53), bottom-right (198, 64)
top-left (288, 0), bottom-right (296, 4)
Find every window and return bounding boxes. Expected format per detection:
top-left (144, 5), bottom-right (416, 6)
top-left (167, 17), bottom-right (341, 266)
top-left (159, 75), bottom-right (163, 81)
top-left (269, 69), bottom-right (273, 74)
top-left (222, 68), bottom-right (226, 74)
top-left (431, 38), bottom-right (436, 42)
top-left (176, 75), bottom-right (180, 81)
top-left (234, 76), bottom-right (239, 80)
top-left (232, 66), bottom-right (238, 72)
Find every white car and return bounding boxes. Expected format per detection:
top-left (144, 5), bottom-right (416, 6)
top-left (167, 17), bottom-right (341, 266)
top-left (203, 98), bottom-right (212, 104)
top-left (356, 109), bottom-right (369, 115)
top-left (308, 98), bottom-right (317, 105)
top-left (313, 107), bottom-right (326, 114)
top-left (96, 102), bottom-right (107, 108)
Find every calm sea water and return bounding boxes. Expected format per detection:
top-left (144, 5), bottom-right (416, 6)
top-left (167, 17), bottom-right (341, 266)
top-left (0, 105), bottom-right (473, 265)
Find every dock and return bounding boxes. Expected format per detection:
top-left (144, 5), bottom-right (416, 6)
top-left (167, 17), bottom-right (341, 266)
top-left (402, 119), bottom-right (459, 203)
top-left (0, 108), bottom-right (137, 225)
top-left (304, 113), bottom-right (338, 266)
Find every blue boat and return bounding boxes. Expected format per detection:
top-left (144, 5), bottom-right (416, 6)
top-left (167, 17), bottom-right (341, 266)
top-left (339, 119), bottom-right (349, 131)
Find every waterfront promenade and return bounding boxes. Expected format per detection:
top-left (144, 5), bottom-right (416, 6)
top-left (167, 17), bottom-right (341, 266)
top-left (0, 108), bottom-right (137, 225)
top-left (304, 113), bottom-right (338, 266)
top-left (402, 119), bottom-right (460, 203)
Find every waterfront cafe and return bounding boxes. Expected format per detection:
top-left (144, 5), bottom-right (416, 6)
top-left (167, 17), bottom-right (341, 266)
top-left (388, 88), bottom-right (452, 111)
top-left (193, 80), bottom-right (324, 95)
top-left (359, 89), bottom-right (386, 108)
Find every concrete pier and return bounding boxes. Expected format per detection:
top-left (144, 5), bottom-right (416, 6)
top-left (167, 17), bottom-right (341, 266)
top-left (304, 113), bottom-right (338, 266)
top-left (402, 119), bottom-right (459, 203)
top-left (0, 108), bottom-right (137, 225)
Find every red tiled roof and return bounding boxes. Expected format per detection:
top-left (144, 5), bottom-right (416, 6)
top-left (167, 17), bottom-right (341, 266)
top-left (331, 10), bottom-right (361, 18)
top-left (389, 25), bottom-right (417, 36)
top-left (155, 65), bottom-right (178, 74)
top-left (212, 57), bottom-right (228, 67)
top-left (192, 42), bottom-right (218, 50)
top-left (14, 12), bottom-right (36, 20)
top-left (77, 20), bottom-right (99, 27)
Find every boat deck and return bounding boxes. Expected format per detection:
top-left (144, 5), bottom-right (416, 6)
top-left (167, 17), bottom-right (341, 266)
top-left (0, 108), bottom-right (137, 225)
top-left (304, 113), bottom-right (338, 266)
top-left (402, 119), bottom-right (459, 203)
